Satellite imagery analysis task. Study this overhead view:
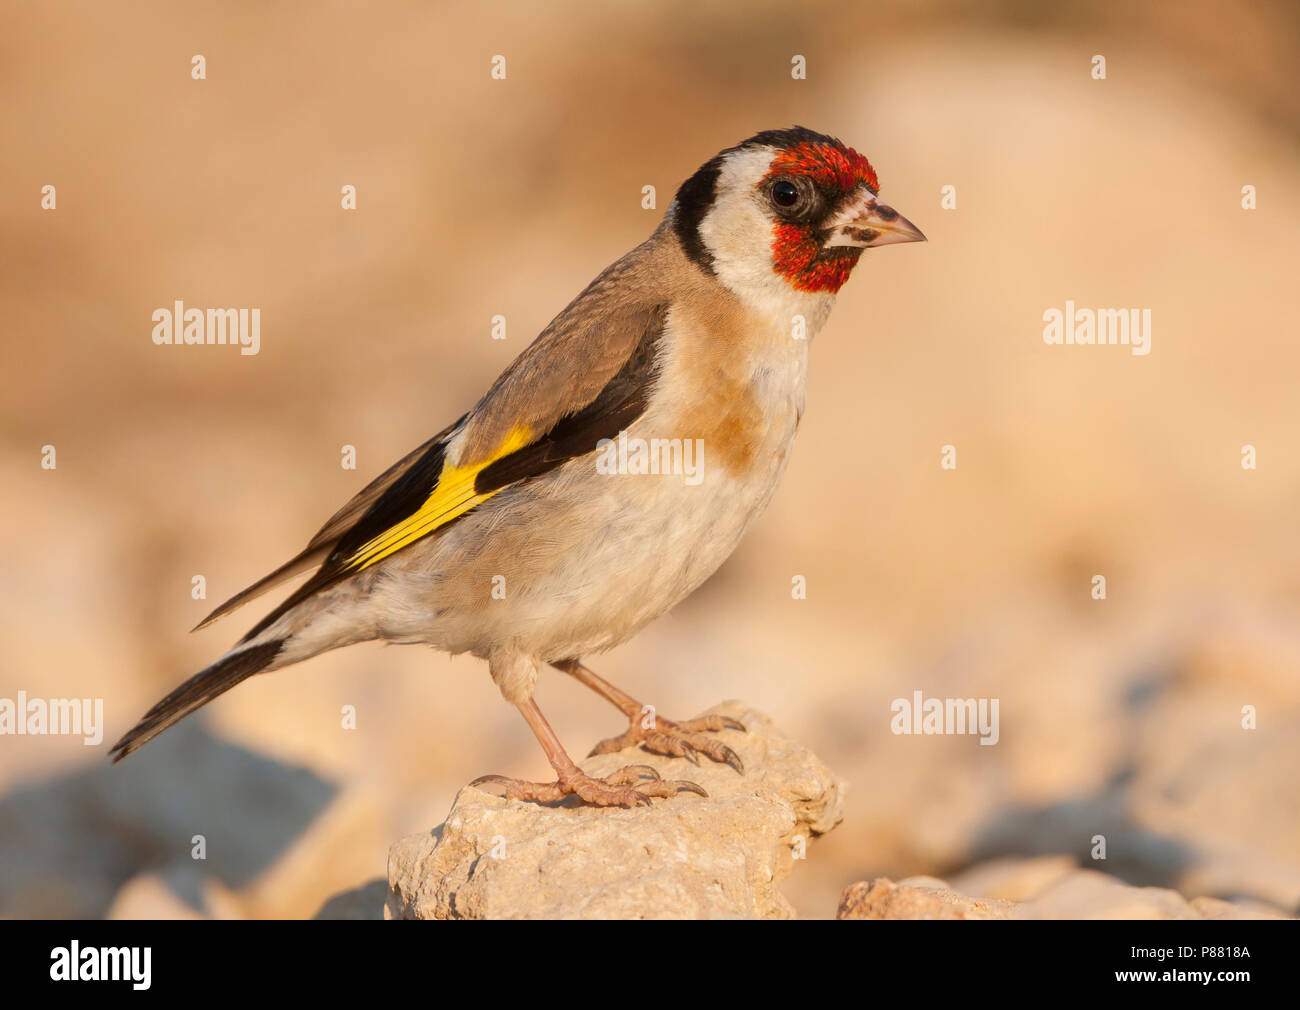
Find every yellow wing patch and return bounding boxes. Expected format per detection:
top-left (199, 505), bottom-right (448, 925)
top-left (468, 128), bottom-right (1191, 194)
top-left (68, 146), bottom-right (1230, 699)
top-left (345, 424), bottom-right (532, 572)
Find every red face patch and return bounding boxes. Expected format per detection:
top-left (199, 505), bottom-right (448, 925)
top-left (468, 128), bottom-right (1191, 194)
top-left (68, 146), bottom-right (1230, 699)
top-left (764, 140), bottom-right (879, 195)
top-left (762, 140), bottom-right (878, 294)
top-left (769, 225), bottom-right (862, 294)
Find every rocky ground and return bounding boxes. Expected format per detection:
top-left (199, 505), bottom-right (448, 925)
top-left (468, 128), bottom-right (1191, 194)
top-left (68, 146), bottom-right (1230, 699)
top-left (370, 704), bottom-right (1289, 920)
top-left (837, 865), bottom-right (1292, 920)
top-left (386, 703), bottom-right (841, 919)
top-left (4, 696), bottom-right (1295, 920)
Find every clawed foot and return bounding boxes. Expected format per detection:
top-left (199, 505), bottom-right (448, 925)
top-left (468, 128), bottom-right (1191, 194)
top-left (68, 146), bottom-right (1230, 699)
top-left (590, 712), bottom-right (747, 773)
top-left (470, 763), bottom-right (708, 808)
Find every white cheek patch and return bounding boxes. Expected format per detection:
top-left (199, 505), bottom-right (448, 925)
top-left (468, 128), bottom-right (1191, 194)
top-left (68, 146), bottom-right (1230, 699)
top-left (698, 147), bottom-right (836, 328)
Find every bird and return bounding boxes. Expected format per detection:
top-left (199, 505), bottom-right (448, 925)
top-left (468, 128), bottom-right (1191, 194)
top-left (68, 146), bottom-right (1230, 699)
top-left (110, 126), bottom-right (925, 807)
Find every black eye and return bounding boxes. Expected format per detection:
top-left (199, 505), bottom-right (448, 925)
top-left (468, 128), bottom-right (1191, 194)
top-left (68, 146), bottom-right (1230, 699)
top-left (770, 179), bottom-right (799, 208)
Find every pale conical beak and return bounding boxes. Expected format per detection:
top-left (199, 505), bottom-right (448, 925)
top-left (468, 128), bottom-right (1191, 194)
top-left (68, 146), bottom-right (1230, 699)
top-left (822, 188), bottom-right (926, 249)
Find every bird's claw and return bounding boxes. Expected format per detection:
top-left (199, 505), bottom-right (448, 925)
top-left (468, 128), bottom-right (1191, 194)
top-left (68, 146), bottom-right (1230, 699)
top-left (588, 711), bottom-right (747, 774)
top-left (469, 764), bottom-right (706, 807)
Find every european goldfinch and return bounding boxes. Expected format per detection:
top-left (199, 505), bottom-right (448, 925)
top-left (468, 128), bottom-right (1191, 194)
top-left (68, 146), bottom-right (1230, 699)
top-left (111, 127), bottom-right (925, 807)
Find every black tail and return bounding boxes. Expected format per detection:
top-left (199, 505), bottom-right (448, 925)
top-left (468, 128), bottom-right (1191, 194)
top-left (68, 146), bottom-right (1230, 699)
top-left (109, 639), bottom-right (284, 762)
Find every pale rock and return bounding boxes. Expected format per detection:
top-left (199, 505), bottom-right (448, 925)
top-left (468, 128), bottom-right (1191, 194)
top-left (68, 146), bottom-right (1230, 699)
top-left (1016, 869), bottom-right (1292, 920)
top-left (106, 874), bottom-right (205, 920)
top-left (839, 861), bottom-right (1294, 920)
top-left (836, 876), bottom-right (1014, 919)
top-left (947, 854), bottom-right (1078, 902)
top-left (314, 879), bottom-right (388, 920)
top-left (1187, 895), bottom-right (1291, 921)
top-left (386, 702), bottom-right (843, 919)
top-left (1016, 869), bottom-right (1205, 919)
top-left (238, 785), bottom-right (389, 919)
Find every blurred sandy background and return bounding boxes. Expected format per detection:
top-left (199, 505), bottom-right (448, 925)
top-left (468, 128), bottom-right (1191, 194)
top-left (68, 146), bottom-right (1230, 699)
top-left (3, 0), bottom-right (1299, 918)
